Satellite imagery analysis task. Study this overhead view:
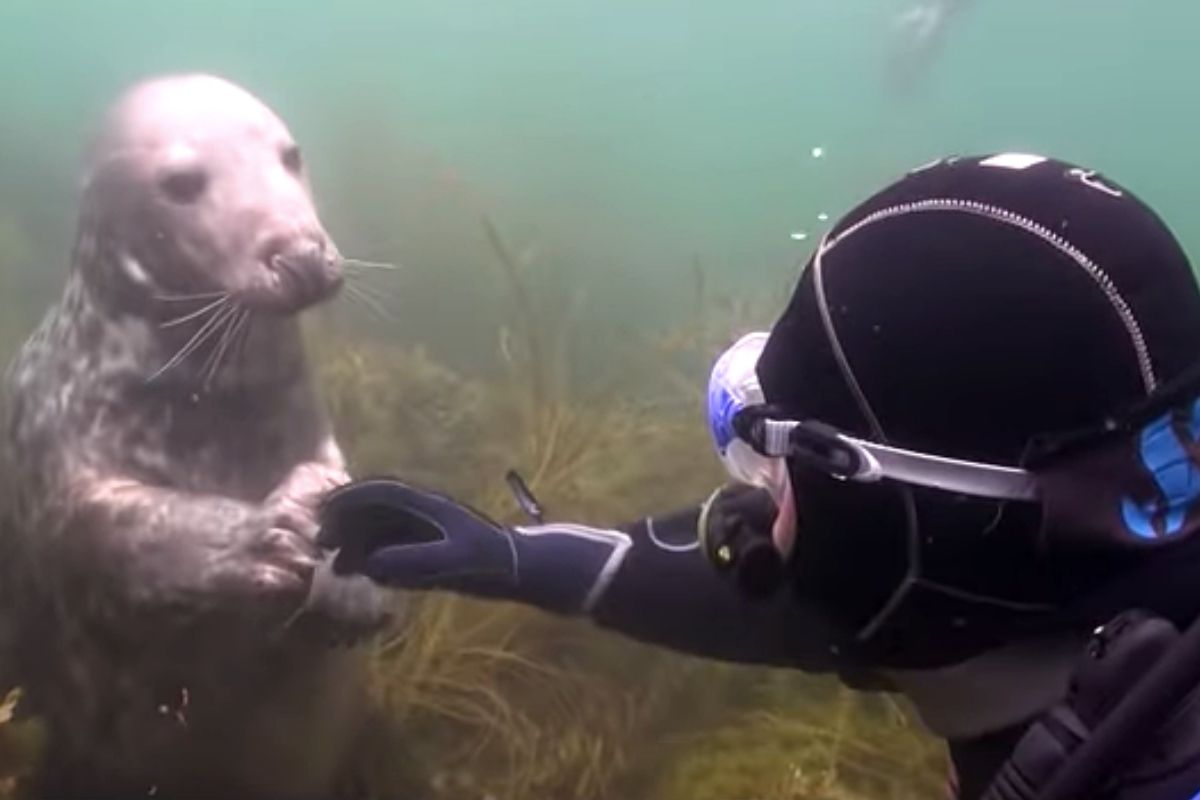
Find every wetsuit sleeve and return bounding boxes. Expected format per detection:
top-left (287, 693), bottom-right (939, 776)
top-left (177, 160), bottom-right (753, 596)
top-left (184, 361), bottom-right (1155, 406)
top-left (317, 479), bottom-right (838, 672)
top-left (583, 503), bottom-right (839, 672)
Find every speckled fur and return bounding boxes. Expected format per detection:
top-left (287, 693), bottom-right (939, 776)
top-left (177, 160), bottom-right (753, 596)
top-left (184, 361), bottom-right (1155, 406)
top-left (0, 75), bottom-right (388, 798)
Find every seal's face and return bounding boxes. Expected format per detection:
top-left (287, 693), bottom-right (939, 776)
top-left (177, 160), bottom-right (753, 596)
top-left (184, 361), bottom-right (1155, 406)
top-left (81, 74), bottom-right (342, 316)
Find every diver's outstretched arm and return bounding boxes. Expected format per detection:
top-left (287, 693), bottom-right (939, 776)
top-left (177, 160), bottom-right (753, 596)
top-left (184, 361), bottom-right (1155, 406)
top-left (317, 478), bottom-right (838, 672)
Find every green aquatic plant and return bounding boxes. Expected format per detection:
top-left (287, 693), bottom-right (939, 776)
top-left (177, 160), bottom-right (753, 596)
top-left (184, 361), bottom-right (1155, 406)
top-left (0, 688), bottom-right (47, 800)
top-left (313, 339), bottom-right (490, 498)
top-left (364, 600), bottom-right (657, 800)
top-left (650, 676), bottom-right (949, 800)
top-left (634, 256), bottom-right (793, 401)
top-left (473, 215), bottom-right (731, 517)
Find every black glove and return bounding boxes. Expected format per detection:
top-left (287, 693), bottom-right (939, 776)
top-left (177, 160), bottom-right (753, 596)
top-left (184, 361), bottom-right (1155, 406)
top-left (316, 478), bottom-right (636, 615)
top-left (698, 482), bottom-right (784, 600)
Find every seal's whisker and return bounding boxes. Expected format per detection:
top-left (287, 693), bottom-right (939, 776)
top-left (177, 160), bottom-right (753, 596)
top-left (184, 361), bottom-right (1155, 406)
top-left (343, 283), bottom-right (395, 323)
top-left (160, 296), bottom-right (230, 329)
top-left (148, 303), bottom-right (239, 383)
top-left (199, 305), bottom-right (242, 386)
top-left (202, 307), bottom-right (250, 391)
top-left (344, 283), bottom-right (397, 312)
top-left (155, 290), bottom-right (230, 303)
top-left (341, 284), bottom-right (373, 316)
top-left (169, 303), bottom-right (240, 379)
top-left (345, 272), bottom-right (401, 306)
top-left (231, 308), bottom-right (255, 366)
top-left (342, 257), bottom-right (400, 271)
top-left (225, 309), bottom-right (252, 367)
top-left (355, 283), bottom-right (398, 322)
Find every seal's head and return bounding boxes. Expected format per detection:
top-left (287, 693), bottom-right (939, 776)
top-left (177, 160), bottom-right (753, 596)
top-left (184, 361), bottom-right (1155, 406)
top-left (77, 73), bottom-right (342, 317)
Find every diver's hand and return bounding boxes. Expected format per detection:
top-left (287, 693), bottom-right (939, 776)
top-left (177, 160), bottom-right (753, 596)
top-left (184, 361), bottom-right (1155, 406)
top-left (317, 479), bottom-right (520, 595)
top-left (699, 483), bottom-right (784, 599)
top-left (317, 478), bottom-right (633, 615)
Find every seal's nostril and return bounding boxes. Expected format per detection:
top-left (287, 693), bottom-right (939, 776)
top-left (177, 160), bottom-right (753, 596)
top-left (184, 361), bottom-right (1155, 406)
top-left (253, 234), bottom-right (341, 312)
top-left (258, 233), bottom-right (292, 271)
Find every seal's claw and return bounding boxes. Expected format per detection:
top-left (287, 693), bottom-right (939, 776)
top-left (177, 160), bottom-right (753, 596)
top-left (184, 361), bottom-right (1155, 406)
top-left (293, 555), bottom-right (392, 646)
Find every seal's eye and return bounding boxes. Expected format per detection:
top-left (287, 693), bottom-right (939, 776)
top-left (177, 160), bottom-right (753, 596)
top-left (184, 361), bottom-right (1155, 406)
top-left (282, 145), bottom-right (303, 175)
top-left (159, 168), bottom-right (209, 205)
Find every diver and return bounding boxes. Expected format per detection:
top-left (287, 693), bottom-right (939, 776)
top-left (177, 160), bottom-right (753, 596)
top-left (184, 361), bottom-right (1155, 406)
top-left (317, 153), bottom-right (1200, 799)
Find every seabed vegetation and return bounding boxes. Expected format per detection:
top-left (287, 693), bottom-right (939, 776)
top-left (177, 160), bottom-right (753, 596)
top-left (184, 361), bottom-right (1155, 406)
top-left (0, 202), bottom-right (949, 798)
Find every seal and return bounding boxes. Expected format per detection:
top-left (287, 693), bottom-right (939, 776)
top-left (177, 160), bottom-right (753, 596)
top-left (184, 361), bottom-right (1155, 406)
top-left (0, 74), bottom-right (389, 799)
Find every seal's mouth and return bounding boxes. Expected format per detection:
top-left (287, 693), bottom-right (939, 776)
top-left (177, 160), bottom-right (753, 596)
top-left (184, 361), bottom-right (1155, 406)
top-left (268, 252), bottom-right (345, 312)
top-left (242, 236), bottom-right (343, 315)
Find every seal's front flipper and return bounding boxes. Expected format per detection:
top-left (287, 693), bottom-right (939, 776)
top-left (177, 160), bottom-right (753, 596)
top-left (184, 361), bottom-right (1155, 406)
top-left (287, 555), bottom-right (397, 648)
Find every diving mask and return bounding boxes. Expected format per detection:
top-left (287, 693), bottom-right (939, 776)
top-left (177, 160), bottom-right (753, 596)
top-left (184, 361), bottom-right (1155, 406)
top-left (709, 331), bottom-right (1036, 503)
top-left (706, 331), bottom-right (790, 502)
top-left (707, 327), bottom-right (1200, 576)
top-left (704, 332), bottom-right (793, 594)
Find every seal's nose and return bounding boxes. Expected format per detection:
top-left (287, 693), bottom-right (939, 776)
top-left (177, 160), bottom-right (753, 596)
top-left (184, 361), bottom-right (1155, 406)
top-left (260, 234), bottom-right (343, 311)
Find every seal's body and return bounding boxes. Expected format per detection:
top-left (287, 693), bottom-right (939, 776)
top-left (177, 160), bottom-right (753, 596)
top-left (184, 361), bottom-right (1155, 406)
top-left (0, 74), bottom-right (385, 798)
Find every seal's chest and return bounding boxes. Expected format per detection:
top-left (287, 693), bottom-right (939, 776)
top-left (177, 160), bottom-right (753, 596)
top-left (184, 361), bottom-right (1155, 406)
top-left (144, 392), bottom-right (322, 501)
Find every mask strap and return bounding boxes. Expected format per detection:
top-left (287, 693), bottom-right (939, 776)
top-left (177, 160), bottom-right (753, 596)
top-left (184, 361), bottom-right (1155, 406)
top-left (736, 409), bottom-right (1039, 501)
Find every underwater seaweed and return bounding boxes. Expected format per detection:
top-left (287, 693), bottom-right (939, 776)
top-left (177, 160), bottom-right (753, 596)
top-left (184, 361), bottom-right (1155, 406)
top-left (632, 255), bottom-right (794, 402)
top-left (649, 676), bottom-right (948, 800)
top-left (361, 599), bottom-right (656, 800)
top-left (0, 687), bottom-right (45, 800)
top-left (0, 690), bottom-right (45, 800)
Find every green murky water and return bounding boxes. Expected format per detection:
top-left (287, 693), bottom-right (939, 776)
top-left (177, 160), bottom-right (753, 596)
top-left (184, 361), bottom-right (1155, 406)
top-left (4, 1), bottom-right (1196, 354)
top-left (0, 2), bottom-right (1194, 798)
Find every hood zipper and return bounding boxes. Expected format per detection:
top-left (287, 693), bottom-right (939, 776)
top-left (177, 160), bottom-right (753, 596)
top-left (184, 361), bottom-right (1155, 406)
top-left (817, 198), bottom-right (1157, 394)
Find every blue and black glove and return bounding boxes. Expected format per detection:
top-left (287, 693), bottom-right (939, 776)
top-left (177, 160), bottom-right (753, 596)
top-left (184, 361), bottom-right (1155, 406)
top-left (315, 478), bottom-right (851, 673)
top-left (316, 478), bottom-right (635, 616)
